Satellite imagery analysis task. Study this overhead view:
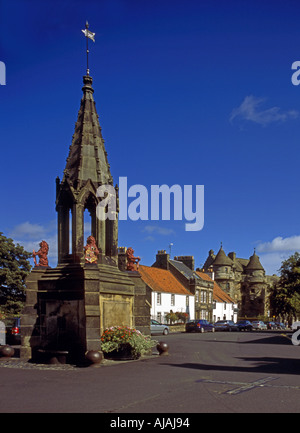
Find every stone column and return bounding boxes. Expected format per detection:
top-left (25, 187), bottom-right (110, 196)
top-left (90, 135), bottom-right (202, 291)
top-left (83, 268), bottom-right (101, 352)
top-left (105, 212), bottom-right (118, 263)
top-left (96, 212), bottom-right (105, 263)
top-left (72, 202), bottom-right (84, 263)
top-left (57, 205), bottom-right (70, 263)
top-left (20, 268), bottom-right (48, 360)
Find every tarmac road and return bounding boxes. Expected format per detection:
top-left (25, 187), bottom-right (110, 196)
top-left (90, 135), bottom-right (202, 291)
top-left (1, 330), bottom-right (300, 414)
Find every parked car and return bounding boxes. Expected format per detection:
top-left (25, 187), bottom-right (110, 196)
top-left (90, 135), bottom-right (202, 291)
top-left (150, 320), bottom-right (169, 335)
top-left (274, 322), bottom-right (286, 330)
top-left (236, 320), bottom-right (253, 331)
top-left (251, 320), bottom-right (267, 331)
top-left (266, 321), bottom-right (277, 330)
top-left (5, 317), bottom-right (21, 345)
top-left (185, 320), bottom-right (215, 333)
top-left (214, 320), bottom-right (238, 332)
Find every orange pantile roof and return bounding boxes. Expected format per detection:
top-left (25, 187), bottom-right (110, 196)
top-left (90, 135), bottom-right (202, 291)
top-left (196, 271), bottom-right (235, 304)
top-left (139, 265), bottom-right (191, 295)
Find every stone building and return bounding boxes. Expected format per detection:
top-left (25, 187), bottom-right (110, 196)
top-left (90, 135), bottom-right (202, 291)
top-left (152, 251), bottom-right (214, 321)
top-left (138, 264), bottom-right (195, 323)
top-left (195, 270), bottom-right (238, 323)
top-left (202, 246), bottom-right (279, 318)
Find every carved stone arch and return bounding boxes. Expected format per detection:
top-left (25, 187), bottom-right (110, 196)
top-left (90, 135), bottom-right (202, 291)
top-left (77, 179), bottom-right (99, 207)
top-left (72, 182), bottom-right (106, 260)
top-left (56, 179), bottom-right (76, 209)
top-left (82, 190), bottom-right (99, 212)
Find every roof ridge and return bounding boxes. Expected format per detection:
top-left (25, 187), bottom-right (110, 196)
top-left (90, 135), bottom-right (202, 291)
top-left (139, 265), bottom-right (191, 295)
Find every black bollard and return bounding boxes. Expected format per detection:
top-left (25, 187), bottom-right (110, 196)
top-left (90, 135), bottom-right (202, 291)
top-left (85, 350), bottom-right (103, 367)
top-left (157, 341), bottom-right (169, 356)
top-left (0, 345), bottom-right (15, 358)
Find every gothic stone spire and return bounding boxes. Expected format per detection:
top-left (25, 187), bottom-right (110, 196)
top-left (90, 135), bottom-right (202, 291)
top-left (62, 74), bottom-right (113, 189)
top-left (56, 75), bottom-right (118, 264)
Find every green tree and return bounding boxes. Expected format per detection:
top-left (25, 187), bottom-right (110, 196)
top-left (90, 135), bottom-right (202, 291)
top-left (269, 252), bottom-right (300, 319)
top-left (0, 232), bottom-right (31, 316)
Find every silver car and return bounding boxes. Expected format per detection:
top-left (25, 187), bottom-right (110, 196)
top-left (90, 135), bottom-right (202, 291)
top-left (252, 320), bottom-right (267, 330)
top-left (150, 320), bottom-right (170, 335)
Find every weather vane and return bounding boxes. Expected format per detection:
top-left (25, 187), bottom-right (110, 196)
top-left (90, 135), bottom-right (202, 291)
top-left (81, 21), bottom-right (95, 75)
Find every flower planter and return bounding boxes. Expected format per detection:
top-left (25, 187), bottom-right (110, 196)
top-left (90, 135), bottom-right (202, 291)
top-left (103, 343), bottom-right (139, 361)
top-left (101, 326), bottom-right (156, 361)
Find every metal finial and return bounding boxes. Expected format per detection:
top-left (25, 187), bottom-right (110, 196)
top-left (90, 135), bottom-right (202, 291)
top-left (81, 21), bottom-right (95, 76)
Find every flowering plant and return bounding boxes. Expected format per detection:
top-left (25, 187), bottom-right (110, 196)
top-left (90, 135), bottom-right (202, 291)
top-left (101, 326), bottom-right (157, 359)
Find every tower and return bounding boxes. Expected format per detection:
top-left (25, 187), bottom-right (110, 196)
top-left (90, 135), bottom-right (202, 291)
top-left (203, 246), bottom-right (270, 318)
top-left (241, 250), bottom-right (266, 317)
top-left (211, 245), bottom-right (235, 297)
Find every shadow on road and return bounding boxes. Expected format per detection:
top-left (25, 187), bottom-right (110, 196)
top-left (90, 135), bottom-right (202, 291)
top-left (165, 356), bottom-right (300, 375)
top-left (205, 333), bottom-right (292, 346)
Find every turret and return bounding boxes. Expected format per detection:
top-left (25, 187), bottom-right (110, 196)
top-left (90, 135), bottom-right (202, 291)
top-left (211, 245), bottom-right (234, 296)
top-left (245, 249), bottom-right (265, 282)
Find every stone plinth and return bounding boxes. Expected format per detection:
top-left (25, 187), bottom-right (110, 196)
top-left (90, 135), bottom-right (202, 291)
top-left (21, 262), bottom-right (150, 363)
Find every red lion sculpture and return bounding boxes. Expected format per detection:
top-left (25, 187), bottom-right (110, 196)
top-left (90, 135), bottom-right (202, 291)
top-left (33, 241), bottom-right (49, 267)
top-left (126, 247), bottom-right (140, 271)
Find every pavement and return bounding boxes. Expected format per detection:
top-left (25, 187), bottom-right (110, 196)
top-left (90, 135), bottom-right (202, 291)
top-left (1, 330), bottom-right (300, 415)
top-left (0, 350), bottom-right (156, 370)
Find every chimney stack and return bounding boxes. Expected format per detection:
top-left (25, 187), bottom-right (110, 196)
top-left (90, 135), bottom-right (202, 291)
top-left (155, 250), bottom-right (170, 270)
top-left (174, 255), bottom-right (195, 271)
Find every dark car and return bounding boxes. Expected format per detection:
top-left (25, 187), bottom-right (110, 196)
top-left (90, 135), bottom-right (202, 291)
top-left (236, 320), bottom-right (253, 331)
top-left (274, 322), bottom-right (286, 330)
top-left (214, 320), bottom-right (238, 332)
top-left (266, 321), bottom-right (277, 330)
top-left (185, 319), bottom-right (215, 333)
top-left (5, 317), bottom-right (21, 345)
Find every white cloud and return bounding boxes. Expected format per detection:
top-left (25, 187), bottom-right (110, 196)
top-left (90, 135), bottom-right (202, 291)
top-left (259, 252), bottom-right (288, 276)
top-left (256, 235), bottom-right (300, 253)
top-left (143, 225), bottom-right (175, 236)
top-left (144, 235), bottom-right (155, 242)
top-left (230, 95), bottom-right (299, 126)
top-left (256, 235), bottom-right (300, 275)
top-left (9, 221), bottom-right (48, 240)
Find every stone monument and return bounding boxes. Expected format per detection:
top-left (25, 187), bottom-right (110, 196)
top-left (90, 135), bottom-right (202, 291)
top-left (20, 30), bottom-right (150, 363)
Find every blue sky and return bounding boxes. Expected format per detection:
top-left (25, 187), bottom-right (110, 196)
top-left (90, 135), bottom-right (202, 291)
top-left (1, 0), bottom-right (300, 274)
